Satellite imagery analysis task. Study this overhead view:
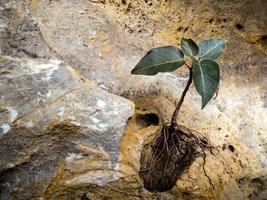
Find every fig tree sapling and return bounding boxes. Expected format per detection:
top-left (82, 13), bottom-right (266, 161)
top-left (131, 37), bottom-right (225, 192)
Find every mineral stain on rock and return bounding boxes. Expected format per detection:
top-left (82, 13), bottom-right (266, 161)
top-left (0, 123), bottom-right (11, 135)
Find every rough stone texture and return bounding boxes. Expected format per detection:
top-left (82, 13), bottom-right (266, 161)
top-left (0, 0), bottom-right (53, 58)
top-left (0, 0), bottom-right (267, 199)
top-left (0, 56), bottom-right (134, 199)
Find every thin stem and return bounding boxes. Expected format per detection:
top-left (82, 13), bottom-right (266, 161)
top-left (185, 63), bottom-right (191, 68)
top-left (171, 67), bottom-right (193, 127)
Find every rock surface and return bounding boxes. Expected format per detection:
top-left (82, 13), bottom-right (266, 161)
top-left (0, 56), bottom-right (134, 199)
top-left (0, 0), bottom-right (267, 199)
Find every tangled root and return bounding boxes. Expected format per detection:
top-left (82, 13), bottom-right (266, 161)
top-left (139, 124), bottom-right (213, 192)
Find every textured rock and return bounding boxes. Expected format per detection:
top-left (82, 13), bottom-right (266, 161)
top-left (0, 56), bottom-right (134, 199)
top-left (0, 0), bottom-right (53, 58)
top-left (0, 0), bottom-right (266, 199)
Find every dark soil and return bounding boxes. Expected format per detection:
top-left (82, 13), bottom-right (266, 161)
top-left (139, 124), bottom-right (208, 192)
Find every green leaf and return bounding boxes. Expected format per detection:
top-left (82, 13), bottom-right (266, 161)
top-left (131, 46), bottom-right (186, 75)
top-left (198, 39), bottom-right (225, 60)
top-left (193, 59), bottom-right (220, 109)
top-left (181, 37), bottom-right (198, 57)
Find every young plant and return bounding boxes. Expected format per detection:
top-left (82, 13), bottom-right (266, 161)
top-left (131, 38), bottom-right (225, 126)
top-left (131, 38), bottom-right (225, 192)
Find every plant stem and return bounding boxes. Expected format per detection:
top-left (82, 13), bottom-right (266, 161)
top-left (171, 67), bottom-right (193, 127)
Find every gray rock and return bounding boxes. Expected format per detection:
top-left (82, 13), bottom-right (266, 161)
top-left (0, 0), bottom-right (53, 58)
top-left (0, 56), bottom-right (133, 199)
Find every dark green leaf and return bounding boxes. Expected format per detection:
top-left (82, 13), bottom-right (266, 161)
top-left (181, 37), bottom-right (198, 57)
top-left (198, 39), bottom-right (225, 59)
top-left (131, 46), bottom-right (186, 75)
top-left (193, 59), bottom-right (220, 109)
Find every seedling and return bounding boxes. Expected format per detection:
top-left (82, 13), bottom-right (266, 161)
top-left (131, 38), bottom-right (225, 192)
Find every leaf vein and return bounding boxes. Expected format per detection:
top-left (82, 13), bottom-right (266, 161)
top-left (139, 59), bottom-right (184, 69)
top-left (201, 40), bottom-right (223, 57)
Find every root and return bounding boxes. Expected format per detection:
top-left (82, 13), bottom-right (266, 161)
top-left (200, 145), bottom-right (217, 200)
top-left (180, 125), bottom-right (216, 197)
top-left (140, 123), bottom-right (216, 195)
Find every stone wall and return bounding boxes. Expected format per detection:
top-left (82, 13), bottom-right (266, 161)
top-left (0, 0), bottom-right (266, 199)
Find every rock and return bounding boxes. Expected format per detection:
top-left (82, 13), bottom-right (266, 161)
top-left (0, 56), bottom-right (134, 199)
top-left (236, 173), bottom-right (267, 200)
top-left (0, 0), bottom-right (266, 199)
top-left (0, 0), bottom-right (53, 58)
